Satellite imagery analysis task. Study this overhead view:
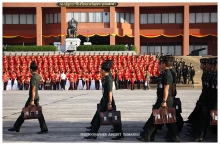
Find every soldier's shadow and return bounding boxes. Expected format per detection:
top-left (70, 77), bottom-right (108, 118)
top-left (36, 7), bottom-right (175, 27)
top-left (2, 120), bottom-right (218, 142)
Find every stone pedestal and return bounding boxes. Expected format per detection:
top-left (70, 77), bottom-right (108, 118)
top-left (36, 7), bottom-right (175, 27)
top-left (83, 42), bottom-right (92, 45)
top-left (53, 42), bottom-right (61, 51)
top-left (65, 38), bottom-right (81, 52)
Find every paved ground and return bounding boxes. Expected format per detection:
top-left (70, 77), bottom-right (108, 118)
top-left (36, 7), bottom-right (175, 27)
top-left (2, 89), bottom-right (218, 143)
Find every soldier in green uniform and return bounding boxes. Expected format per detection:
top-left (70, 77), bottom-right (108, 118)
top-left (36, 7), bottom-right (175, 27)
top-left (186, 58), bottom-right (217, 142)
top-left (136, 56), bottom-right (180, 142)
top-left (191, 57), bottom-right (217, 142)
top-left (185, 58), bottom-right (211, 131)
top-left (86, 60), bottom-right (116, 132)
top-left (185, 58), bottom-right (208, 125)
top-left (84, 62), bottom-right (124, 140)
top-left (8, 61), bottom-right (48, 134)
top-left (169, 56), bottom-right (184, 133)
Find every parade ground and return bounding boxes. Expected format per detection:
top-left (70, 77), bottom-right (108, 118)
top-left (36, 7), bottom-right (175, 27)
top-left (2, 90), bottom-right (218, 143)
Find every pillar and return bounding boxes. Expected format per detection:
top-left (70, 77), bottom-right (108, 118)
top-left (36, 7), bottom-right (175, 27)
top-left (134, 6), bottom-right (140, 54)
top-left (110, 7), bottom-right (115, 45)
top-left (183, 5), bottom-right (189, 56)
top-left (61, 7), bottom-right (66, 45)
top-left (36, 6), bottom-right (42, 46)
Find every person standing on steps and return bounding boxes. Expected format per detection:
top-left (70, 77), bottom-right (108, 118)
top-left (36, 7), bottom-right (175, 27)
top-left (190, 66), bottom-right (195, 84)
top-left (8, 61), bottom-right (48, 134)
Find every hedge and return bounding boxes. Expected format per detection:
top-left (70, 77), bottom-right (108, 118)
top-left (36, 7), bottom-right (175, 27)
top-left (4, 45), bottom-right (58, 51)
top-left (77, 45), bottom-right (127, 51)
top-left (130, 45), bottom-right (137, 53)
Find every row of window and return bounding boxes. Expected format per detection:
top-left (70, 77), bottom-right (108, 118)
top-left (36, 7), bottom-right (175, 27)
top-left (140, 13), bottom-right (183, 24)
top-left (116, 13), bottom-right (134, 23)
top-left (3, 14), bottom-right (36, 24)
top-left (3, 12), bottom-right (217, 24)
top-left (140, 43), bottom-right (208, 55)
top-left (189, 13), bottom-right (217, 23)
top-left (141, 45), bottom-right (182, 55)
top-left (66, 12), bottom-right (110, 23)
top-left (45, 13), bottom-right (61, 24)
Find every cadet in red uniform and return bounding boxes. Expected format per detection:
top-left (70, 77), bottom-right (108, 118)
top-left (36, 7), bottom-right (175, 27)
top-left (124, 71), bottom-right (129, 89)
top-left (69, 72), bottom-right (74, 90)
top-left (73, 72), bottom-right (78, 90)
top-left (3, 72), bottom-right (8, 90)
top-left (118, 70), bottom-right (122, 89)
top-left (94, 71), bottom-right (100, 90)
top-left (87, 72), bottom-right (92, 89)
top-left (24, 76), bottom-right (30, 90)
top-left (130, 71), bottom-right (136, 90)
top-left (56, 72), bottom-right (60, 90)
top-left (84, 72), bottom-right (89, 90)
top-left (136, 71), bottom-right (141, 89)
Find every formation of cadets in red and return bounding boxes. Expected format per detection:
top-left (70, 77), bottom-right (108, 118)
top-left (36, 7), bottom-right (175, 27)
top-left (2, 52), bottom-right (160, 90)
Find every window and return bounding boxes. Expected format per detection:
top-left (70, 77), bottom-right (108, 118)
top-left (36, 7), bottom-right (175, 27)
top-left (140, 14), bottom-right (147, 24)
top-left (73, 13), bottom-right (80, 22)
top-left (89, 12), bottom-right (95, 22)
top-left (168, 13), bottom-right (175, 23)
top-left (5, 14), bottom-right (12, 24)
top-left (162, 14), bottom-right (169, 23)
top-left (125, 13), bottom-right (130, 23)
top-left (203, 13), bottom-right (209, 23)
top-left (211, 13), bottom-right (217, 23)
top-left (49, 13), bottom-right (53, 23)
top-left (95, 12), bottom-right (102, 22)
top-left (27, 14), bottom-right (33, 24)
top-left (80, 12), bottom-right (87, 22)
top-left (189, 13), bottom-right (195, 23)
top-left (103, 12), bottom-right (110, 22)
top-left (196, 13), bottom-right (202, 23)
top-left (12, 14), bottom-right (19, 24)
top-left (141, 46), bottom-right (147, 54)
top-left (162, 45), bottom-right (169, 54)
top-left (120, 13), bottom-right (125, 23)
top-left (58, 13), bottom-right (61, 23)
top-left (148, 46), bottom-right (155, 54)
top-left (148, 14), bottom-right (154, 24)
top-left (54, 13), bottom-right (58, 23)
top-left (155, 14), bottom-right (161, 23)
top-left (176, 13), bottom-right (182, 23)
top-left (46, 14), bottom-right (49, 24)
top-left (168, 46), bottom-right (175, 55)
top-left (116, 12), bottom-right (120, 22)
top-left (130, 14), bottom-right (134, 23)
top-left (34, 14), bottom-right (36, 24)
top-left (175, 45), bottom-right (182, 55)
top-left (20, 14), bottom-right (26, 24)
top-left (155, 46), bottom-right (161, 54)
top-left (3, 14), bottom-right (5, 24)
top-left (66, 13), bottom-right (73, 22)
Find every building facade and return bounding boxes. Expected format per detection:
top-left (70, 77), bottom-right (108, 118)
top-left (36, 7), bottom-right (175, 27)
top-left (3, 2), bottom-right (217, 55)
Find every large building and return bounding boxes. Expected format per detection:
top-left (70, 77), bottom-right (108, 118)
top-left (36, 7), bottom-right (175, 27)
top-left (3, 2), bottom-right (217, 55)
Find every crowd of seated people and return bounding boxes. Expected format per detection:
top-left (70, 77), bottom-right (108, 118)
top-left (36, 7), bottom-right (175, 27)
top-left (2, 52), bottom-right (161, 91)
